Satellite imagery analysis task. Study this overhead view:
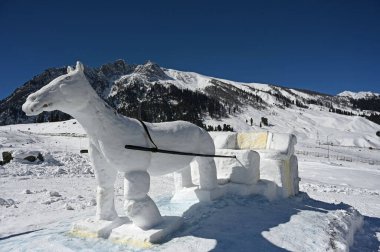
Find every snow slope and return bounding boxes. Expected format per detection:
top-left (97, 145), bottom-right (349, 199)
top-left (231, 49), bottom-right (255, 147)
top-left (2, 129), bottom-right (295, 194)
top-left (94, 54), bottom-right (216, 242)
top-left (1, 120), bottom-right (379, 251)
top-left (205, 104), bottom-right (380, 150)
top-left (161, 68), bottom-right (379, 150)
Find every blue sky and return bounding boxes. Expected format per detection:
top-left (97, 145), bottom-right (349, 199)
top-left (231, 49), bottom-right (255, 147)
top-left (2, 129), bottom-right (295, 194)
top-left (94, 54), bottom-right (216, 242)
top-left (0, 0), bottom-right (379, 99)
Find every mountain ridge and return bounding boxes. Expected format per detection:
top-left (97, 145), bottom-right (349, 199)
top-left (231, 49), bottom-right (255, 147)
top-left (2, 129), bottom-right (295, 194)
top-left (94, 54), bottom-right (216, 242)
top-left (0, 59), bottom-right (379, 128)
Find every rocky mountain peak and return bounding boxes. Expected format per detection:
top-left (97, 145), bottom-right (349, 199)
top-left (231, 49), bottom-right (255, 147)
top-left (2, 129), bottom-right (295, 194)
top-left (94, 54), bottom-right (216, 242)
top-left (98, 59), bottom-right (133, 78)
top-left (133, 61), bottom-right (171, 82)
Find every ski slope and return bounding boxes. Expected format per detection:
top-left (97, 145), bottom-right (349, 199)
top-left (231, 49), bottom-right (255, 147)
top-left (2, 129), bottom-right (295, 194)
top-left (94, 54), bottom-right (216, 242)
top-left (205, 104), bottom-right (380, 150)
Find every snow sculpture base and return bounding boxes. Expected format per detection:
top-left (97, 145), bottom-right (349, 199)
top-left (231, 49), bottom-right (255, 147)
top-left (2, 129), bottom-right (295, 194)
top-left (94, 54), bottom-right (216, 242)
top-left (171, 180), bottom-right (284, 203)
top-left (109, 216), bottom-right (183, 248)
top-left (70, 217), bottom-right (129, 239)
top-left (171, 186), bottom-right (225, 203)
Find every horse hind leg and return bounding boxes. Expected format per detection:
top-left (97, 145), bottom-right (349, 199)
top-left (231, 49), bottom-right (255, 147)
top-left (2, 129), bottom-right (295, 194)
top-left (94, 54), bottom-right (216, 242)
top-left (173, 166), bottom-right (194, 191)
top-left (192, 156), bottom-right (217, 190)
top-left (123, 170), bottom-right (163, 230)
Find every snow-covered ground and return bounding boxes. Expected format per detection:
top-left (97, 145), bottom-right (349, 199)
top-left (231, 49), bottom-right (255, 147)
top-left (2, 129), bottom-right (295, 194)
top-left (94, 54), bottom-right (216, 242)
top-left (1, 119), bottom-right (379, 251)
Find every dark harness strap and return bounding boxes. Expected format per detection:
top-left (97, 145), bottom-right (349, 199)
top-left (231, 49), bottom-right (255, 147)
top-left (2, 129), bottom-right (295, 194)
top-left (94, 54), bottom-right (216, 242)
top-left (137, 119), bottom-right (158, 150)
top-left (125, 119), bottom-right (236, 159)
top-left (0, 229), bottom-right (44, 240)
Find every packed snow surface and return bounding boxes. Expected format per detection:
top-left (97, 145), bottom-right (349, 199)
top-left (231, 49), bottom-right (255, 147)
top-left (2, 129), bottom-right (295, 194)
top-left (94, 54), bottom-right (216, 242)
top-left (1, 119), bottom-right (379, 251)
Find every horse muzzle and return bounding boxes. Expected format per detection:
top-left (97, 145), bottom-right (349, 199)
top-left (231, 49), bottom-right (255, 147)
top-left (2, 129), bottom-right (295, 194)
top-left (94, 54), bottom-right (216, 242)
top-left (22, 97), bottom-right (52, 116)
top-left (22, 100), bottom-right (41, 116)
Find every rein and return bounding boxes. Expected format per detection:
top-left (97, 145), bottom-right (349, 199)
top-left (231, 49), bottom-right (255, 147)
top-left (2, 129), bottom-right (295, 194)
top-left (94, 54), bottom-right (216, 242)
top-left (124, 119), bottom-right (237, 159)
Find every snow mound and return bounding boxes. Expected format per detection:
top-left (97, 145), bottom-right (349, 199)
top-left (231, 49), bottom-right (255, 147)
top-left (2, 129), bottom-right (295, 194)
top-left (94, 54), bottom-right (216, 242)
top-left (2, 151), bottom-right (92, 177)
top-left (263, 206), bottom-right (363, 251)
top-left (0, 198), bottom-right (18, 208)
top-left (327, 208), bottom-right (363, 250)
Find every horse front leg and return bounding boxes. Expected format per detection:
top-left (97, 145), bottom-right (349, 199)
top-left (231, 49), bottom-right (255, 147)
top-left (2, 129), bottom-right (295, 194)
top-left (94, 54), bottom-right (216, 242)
top-left (90, 144), bottom-right (118, 221)
top-left (123, 170), bottom-right (163, 230)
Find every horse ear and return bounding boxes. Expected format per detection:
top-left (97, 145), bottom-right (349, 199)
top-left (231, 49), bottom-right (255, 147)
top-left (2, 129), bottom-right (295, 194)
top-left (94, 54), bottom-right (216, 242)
top-left (76, 61), bottom-right (84, 72)
top-left (67, 66), bottom-right (73, 73)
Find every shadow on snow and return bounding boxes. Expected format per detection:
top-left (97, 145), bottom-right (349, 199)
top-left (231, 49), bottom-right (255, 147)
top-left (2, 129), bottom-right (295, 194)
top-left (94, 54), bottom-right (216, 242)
top-left (164, 192), bottom-right (379, 252)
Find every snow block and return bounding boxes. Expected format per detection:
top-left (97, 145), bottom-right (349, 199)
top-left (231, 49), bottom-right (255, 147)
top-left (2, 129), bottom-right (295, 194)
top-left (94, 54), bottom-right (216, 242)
top-left (237, 132), bottom-right (297, 158)
top-left (259, 155), bottom-right (299, 197)
top-left (290, 155), bottom-right (300, 195)
top-left (209, 132), bottom-right (238, 149)
top-left (109, 216), bottom-right (183, 247)
top-left (266, 133), bottom-right (297, 157)
top-left (214, 149), bottom-right (260, 185)
top-left (237, 132), bottom-right (269, 150)
top-left (70, 217), bottom-right (129, 239)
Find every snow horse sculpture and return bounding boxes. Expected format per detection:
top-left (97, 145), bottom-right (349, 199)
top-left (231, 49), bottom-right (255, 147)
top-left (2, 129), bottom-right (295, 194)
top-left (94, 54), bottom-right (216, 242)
top-left (22, 61), bottom-right (218, 230)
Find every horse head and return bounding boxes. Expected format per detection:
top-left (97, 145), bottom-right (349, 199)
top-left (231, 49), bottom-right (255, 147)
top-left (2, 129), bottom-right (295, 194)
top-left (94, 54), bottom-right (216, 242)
top-left (22, 61), bottom-right (94, 116)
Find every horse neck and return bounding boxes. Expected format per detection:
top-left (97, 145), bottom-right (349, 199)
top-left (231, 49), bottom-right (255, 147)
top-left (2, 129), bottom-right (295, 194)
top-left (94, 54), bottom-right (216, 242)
top-left (70, 92), bottom-right (131, 137)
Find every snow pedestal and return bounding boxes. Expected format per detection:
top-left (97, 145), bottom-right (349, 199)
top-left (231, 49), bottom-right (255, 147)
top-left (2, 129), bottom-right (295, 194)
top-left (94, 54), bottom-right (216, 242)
top-left (71, 216), bottom-right (184, 248)
top-left (108, 216), bottom-right (183, 248)
top-left (70, 217), bottom-right (129, 239)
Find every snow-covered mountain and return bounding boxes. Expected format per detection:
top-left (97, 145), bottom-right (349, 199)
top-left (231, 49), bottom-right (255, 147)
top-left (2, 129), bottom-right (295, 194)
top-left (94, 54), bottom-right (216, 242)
top-left (0, 60), bottom-right (379, 137)
top-left (338, 90), bottom-right (380, 99)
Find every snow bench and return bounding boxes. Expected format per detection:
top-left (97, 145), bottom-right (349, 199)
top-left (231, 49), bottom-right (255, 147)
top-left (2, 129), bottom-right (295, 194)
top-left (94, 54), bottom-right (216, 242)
top-left (209, 131), bottom-right (300, 198)
top-left (188, 135), bottom-right (260, 186)
top-left (174, 147), bottom-right (260, 202)
top-left (172, 132), bottom-right (261, 202)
